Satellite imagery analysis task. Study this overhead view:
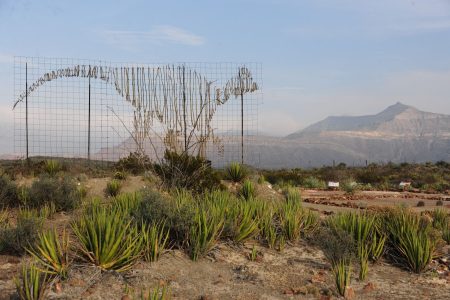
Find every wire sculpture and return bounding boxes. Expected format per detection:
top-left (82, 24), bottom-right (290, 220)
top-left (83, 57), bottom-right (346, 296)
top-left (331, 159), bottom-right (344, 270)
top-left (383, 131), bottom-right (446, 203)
top-left (13, 57), bottom-right (261, 166)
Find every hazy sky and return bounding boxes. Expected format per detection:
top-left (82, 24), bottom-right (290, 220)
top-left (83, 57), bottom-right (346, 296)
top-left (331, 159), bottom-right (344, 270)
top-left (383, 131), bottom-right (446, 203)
top-left (1, 0), bottom-right (450, 154)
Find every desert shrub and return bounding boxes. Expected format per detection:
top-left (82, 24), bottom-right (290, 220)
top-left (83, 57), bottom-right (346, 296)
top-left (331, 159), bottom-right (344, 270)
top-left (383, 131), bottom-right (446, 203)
top-left (383, 208), bottom-right (436, 273)
top-left (0, 174), bottom-right (19, 207)
top-left (26, 229), bottom-right (70, 279)
top-left (154, 150), bottom-right (220, 193)
top-left (14, 263), bottom-right (48, 300)
top-left (431, 208), bottom-right (448, 230)
top-left (134, 190), bottom-right (195, 243)
top-left (116, 152), bottom-right (152, 175)
top-left (43, 159), bottom-right (61, 177)
top-left (416, 201), bottom-right (425, 207)
top-left (77, 185), bottom-right (88, 199)
top-left (0, 209), bottom-right (8, 228)
top-left (105, 179), bottom-right (121, 197)
top-left (0, 208), bottom-right (43, 255)
top-left (239, 180), bottom-right (256, 200)
top-left (188, 207), bottom-right (224, 261)
top-left (72, 206), bottom-right (143, 272)
top-left (29, 175), bottom-right (81, 211)
top-left (226, 162), bottom-right (247, 182)
top-left (114, 170), bottom-right (127, 180)
top-left (141, 221), bottom-right (170, 262)
top-left (39, 202), bottom-right (56, 219)
top-left (302, 176), bottom-right (326, 189)
top-left (257, 174), bottom-right (265, 184)
top-left (341, 180), bottom-right (359, 195)
top-left (283, 186), bottom-right (301, 203)
top-left (436, 200), bottom-right (444, 206)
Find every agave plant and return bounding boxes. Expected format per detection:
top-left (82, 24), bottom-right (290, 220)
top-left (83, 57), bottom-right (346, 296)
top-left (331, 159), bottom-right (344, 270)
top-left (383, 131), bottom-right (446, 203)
top-left (14, 263), bottom-right (48, 300)
top-left (26, 229), bottom-right (71, 279)
top-left (72, 207), bottom-right (143, 271)
top-left (240, 180), bottom-right (256, 200)
top-left (141, 221), bottom-right (170, 262)
top-left (279, 200), bottom-right (303, 242)
top-left (226, 162), bottom-right (246, 182)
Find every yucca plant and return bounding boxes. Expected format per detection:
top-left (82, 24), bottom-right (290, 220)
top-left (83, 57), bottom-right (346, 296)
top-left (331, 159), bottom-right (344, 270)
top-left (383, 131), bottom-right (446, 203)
top-left (259, 211), bottom-right (278, 249)
top-left (139, 285), bottom-right (170, 300)
top-left (26, 229), bottom-right (70, 279)
top-left (105, 179), bottom-right (121, 197)
top-left (72, 207), bottom-right (143, 271)
top-left (14, 263), bottom-right (48, 300)
top-left (332, 258), bottom-right (351, 297)
top-left (227, 200), bottom-right (259, 243)
top-left (39, 202), bottom-right (56, 219)
top-left (113, 192), bottom-right (143, 216)
top-left (301, 209), bottom-right (319, 234)
top-left (384, 208), bottom-right (436, 273)
top-left (226, 162), bottom-right (246, 183)
top-left (279, 200), bottom-right (303, 242)
top-left (142, 221), bottom-right (170, 262)
top-left (240, 180), bottom-right (256, 200)
top-left (44, 160), bottom-right (60, 177)
top-left (188, 208), bottom-right (223, 261)
top-left (443, 226), bottom-right (450, 245)
top-left (284, 186), bottom-right (301, 203)
top-left (249, 245), bottom-right (258, 261)
top-left (358, 243), bottom-right (369, 280)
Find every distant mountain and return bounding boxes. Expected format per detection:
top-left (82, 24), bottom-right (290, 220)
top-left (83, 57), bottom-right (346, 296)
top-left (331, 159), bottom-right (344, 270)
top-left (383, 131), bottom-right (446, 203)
top-left (246, 102), bottom-right (449, 168)
top-left (94, 102), bottom-right (450, 169)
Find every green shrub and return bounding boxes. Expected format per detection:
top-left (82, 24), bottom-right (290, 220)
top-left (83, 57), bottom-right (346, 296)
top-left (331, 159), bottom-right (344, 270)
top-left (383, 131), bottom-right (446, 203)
top-left (257, 174), bottom-right (265, 184)
top-left (134, 190), bottom-right (195, 243)
top-left (436, 200), bottom-right (444, 206)
top-left (44, 159), bottom-right (61, 177)
top-left (14, 263), bottom-right (48, 300)
top-left (116, 152), bottom-right (151, 175)
top-left (239, 180), bottom-right (256, 200)
top-left (416, 201), bottom-right (425, 207)
top-left (0, 174), bottom-right (19, 207)
top-left (384, 208), bottom-right (436, 273)
top-left (154, 150), bottom-right (220, 193)
top-left (302, 176), bottom-right (326, 189)
top-left (29, 175), bottom-right (81, 211)
top-left (72, 207), bottom-right (143, 272)
top-left (105, 179), bottom-right (121, 197)
top-left (26, 229), bottom-right (70, 279)
top-left (226, 162), bottom-right (247, 182)
top-left (0, 208), bottom-right (43, 255)
top-left (341, 180), bottom-right (359, 195)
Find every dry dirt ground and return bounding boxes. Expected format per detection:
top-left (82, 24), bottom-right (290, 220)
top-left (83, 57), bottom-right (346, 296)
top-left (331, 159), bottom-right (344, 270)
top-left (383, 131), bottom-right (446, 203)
top-left (1, 176), bottom-right (450, 299)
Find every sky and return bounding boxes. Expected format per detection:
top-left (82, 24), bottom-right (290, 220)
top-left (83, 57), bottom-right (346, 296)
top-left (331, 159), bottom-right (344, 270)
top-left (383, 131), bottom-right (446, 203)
top-left (1, 0), bottom-right (450, 154)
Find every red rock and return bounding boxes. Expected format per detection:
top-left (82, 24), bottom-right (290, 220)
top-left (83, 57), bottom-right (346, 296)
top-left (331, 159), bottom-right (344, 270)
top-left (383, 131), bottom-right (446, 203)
top-left (344, 286), bottom-right (355, 300)
top-left (363, 282), bottom-right (376, 293)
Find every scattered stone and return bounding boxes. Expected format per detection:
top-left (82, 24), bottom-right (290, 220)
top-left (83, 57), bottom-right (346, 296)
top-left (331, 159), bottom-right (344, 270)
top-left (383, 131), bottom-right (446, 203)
top-left (363, 282), bottom-right (376, 293)
top-left (344, 286), bottom-right (355, 300)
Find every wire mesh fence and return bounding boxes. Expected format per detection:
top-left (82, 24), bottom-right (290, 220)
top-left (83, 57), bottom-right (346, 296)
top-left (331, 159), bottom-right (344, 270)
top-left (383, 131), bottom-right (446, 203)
top-left (13, 57), bottom-right (262, 167)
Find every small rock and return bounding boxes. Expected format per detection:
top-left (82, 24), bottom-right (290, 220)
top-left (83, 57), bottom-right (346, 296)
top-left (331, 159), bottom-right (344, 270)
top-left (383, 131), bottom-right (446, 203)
top-left (54, 282), bottom-right (63, 294)
top-left (344, 286), bottom-right (355, 300)
top-left (363, 282), bottom-right (376, 293)
top-left (121, 295), bottom-right (132, 300)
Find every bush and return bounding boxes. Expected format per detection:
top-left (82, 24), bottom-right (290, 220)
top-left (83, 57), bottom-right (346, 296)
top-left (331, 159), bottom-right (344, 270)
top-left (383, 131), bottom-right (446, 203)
top-left (114, 171), bottom-right (127, 180)
top-left (116, 152), bottom-right (152, 175)
top-left (105, 179), bottom-right (121, 197)
top-left (417, 201), bottom-right (425, 207)
top-left (154, 150), bottom-right (220, 193)
top-left (302, 176), bottom-right (326, 189)
top-left (72, 206), bottom-right (143, 272)
top-left (436, 200), bottom-right (444, 206)
top-left (0, 174), bottom-right (19, 207)
top-left (226, 162), bottom-right (247, 182)
top-left (0, 209), bottom-right (43, 255)
top-left (29, 175), bottom-right (81, 211)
